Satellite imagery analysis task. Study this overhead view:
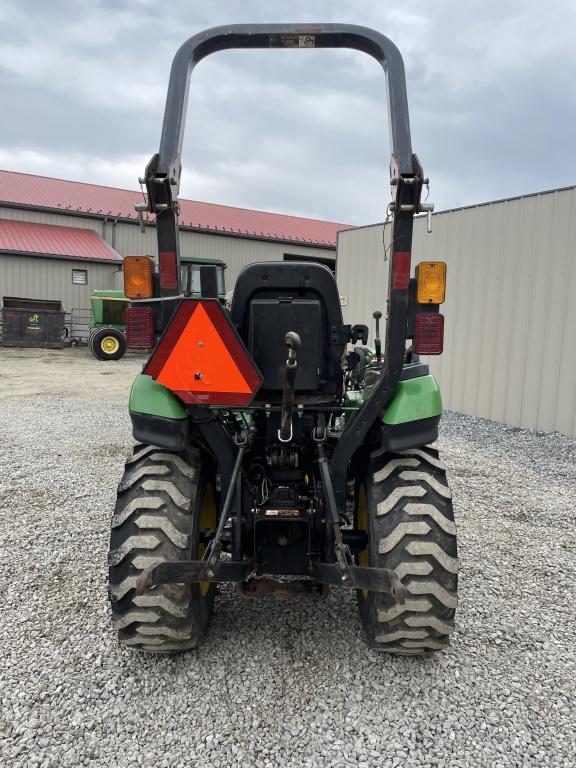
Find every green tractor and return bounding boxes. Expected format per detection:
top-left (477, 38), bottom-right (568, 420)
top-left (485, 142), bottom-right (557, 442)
top-left (108, 24), bottom-right (457, 655)
top-left (88, 257), bottom-right (226, 360)
top-left (88, 289), bottom-right (129, 361)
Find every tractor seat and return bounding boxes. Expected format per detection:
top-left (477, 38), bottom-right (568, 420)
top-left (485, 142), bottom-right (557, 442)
top-left (229, 261), bottom-right (345, 399)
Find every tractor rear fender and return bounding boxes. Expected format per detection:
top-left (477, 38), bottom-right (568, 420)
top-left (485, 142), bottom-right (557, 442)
top-left (345, 372), bottom-right (443, 451)
top-left (382, 373), bottom-right (442, 425)
top-left (129, 374), bottom-right (187, 419)
top-left (129, 374), bottom-right (190, 449)
top-left (380, 374), bottom-right (443, 451)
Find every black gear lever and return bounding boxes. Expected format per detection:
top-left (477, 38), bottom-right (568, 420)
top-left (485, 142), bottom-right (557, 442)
top-left (373, 311), bottom-right (382, 364)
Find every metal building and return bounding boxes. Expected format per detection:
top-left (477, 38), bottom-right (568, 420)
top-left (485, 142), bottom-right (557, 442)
top-left (0, 219), bottom-right (122, 311)
top-left (337, 186), bottom-right (576, 438)
top-left (0, 170), bottom-right (347, 304)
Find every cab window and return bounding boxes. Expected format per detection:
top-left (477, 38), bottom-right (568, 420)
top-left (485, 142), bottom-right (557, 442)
top-left (190, 266), bottom-right (202, 294)
top-left (102, 299), bottom-right (128, 325)
top-left (181, 264), bottom-right (225, 295)
top-left (179, 265), bottom-right (189, 293)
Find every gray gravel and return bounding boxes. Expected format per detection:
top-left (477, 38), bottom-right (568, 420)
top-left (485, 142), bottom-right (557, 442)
top-left (1, 347), bottom-right (575, 768)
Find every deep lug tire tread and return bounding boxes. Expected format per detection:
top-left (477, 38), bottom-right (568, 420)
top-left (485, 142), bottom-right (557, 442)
top-left (108, 444), bottom-right (214, 653)
top-left (359, 445), bottom-right (458, 654)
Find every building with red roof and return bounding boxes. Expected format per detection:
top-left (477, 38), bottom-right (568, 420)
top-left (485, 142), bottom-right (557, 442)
top-left (0, 219), bottom-right (121, 263)
top-left (0, 170), bottom-right (350, 333)
top-left (0, 170), bottom-right (350, 247)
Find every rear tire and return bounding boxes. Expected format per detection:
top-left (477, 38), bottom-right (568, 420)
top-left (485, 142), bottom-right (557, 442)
top-left (356, 445), bottom-right (458, 654)
top-left (90, 327), bottom-right (126, 361)
top-left (108, 444), bottom-right (217, 652)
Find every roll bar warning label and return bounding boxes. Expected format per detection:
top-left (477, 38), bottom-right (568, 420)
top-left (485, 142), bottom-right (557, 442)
top-left (273, 34), bottom-right (315, 48)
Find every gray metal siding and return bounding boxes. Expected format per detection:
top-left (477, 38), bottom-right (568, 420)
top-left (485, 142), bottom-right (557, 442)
top-left (0, 205), bottom-right (113, 237)
top-left (177, 232), bottom-right (334, 286)
top-left (336, 223), bottom-right (388, 340)
top-left (0, 253), bottom-right (119, 313)
top-left (100, 220), bottom-right (335, 283)
top-left (0, 206), bottom-right (336, 288)
top-left (337, 188), bottom-right (576, 437)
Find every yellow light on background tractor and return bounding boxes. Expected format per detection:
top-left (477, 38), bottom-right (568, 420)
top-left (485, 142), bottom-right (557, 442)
top-left (124, 256), bottom-right (153, 299)
top-left (416, 261), bottom-right (446, 304)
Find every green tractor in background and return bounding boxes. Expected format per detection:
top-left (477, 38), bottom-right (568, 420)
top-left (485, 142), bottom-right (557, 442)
top-left (88, 256), bottom-right (226, 360)
top-left (88, 289), bottom-right (129, 360)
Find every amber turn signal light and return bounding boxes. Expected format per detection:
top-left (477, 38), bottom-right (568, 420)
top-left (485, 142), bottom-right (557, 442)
top-left (123, 255), bottom-right (153, 299)
top-left (416, 261), bottom-right (446, 305)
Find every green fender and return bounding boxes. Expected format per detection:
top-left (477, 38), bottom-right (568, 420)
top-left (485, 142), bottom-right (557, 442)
top-left (130, 371), bottom-right (441, 428)
top-left (344, 373), bottom-right (443, 424)
top-left (129, 374), bottom-right (187, 419)
top-left (382, 374), bottom-right (443, 424)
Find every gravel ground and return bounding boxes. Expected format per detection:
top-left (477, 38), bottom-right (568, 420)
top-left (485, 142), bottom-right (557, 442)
top-left (1, 347), bottom-right (575, 768)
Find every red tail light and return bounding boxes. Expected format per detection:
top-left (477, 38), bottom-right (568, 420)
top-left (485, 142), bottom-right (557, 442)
top-left (414, 313), bottom-right (444, 354)
top-left (125, 307), bottom-right (155, 349)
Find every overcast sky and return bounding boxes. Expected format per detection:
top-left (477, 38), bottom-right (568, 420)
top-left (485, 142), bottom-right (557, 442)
top-left (1, 0), bottom-right (575, 224)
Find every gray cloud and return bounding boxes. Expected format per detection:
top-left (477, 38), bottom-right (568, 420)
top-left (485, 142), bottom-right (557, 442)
top-left (0, 0), bottom-right (574, 223)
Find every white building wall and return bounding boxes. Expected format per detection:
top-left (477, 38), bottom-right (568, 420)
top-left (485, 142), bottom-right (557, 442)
top-left (336, 187), bottom-right (576, 437)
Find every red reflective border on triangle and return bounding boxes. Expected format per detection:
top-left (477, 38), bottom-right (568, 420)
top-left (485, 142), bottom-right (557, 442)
top-left (172, 391), bottom-right (256, 406)
top-left (144, 299), bottom-right (262, 404)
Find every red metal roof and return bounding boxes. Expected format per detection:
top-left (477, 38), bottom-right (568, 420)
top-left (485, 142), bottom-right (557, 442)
top-left (0, 219), bottom-right (121, 262)
top-left (0, 170), bottom-right (351, 247)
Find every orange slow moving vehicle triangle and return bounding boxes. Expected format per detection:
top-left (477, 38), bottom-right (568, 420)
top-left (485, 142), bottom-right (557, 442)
top-left (157, 302), bottom-right (250, 393)
top-left (145, 300), bottom-right (262, 405)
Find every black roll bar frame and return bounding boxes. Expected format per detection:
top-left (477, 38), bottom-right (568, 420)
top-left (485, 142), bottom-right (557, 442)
top-left (141, 23), bottom-right (428, 510)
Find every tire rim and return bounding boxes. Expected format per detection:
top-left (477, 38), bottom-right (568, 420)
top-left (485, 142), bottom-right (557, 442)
top-left (198, 484), bottom-right (217, 597)
top-left (101, 335), bottom-right (120, 354)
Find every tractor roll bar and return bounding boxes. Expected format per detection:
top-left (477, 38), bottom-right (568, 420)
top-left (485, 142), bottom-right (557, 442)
top-left (157, 23), bottom-right (414, 192)
top-left (143, 24), bottom-right (428, 515)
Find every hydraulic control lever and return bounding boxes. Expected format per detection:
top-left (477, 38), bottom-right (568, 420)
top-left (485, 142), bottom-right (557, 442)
top-left (278, 331), bottom-right (301, 443)
top-left (373, 311), bottom-right (382, 364)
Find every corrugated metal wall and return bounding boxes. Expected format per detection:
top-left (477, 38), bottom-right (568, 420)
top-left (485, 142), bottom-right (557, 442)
top-left (177, 231), bottom-right (333, 285)
top-left (337, 223), bottom-right (388, 337)
top-left (0, 253), bottom-right (119, 312)
top-left (0, 206), bottom-right (335, 287)
top-left (337, 187), bottom-right (576, 437)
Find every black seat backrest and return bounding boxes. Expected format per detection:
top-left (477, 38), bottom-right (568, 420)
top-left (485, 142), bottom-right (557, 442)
top-left (230, 261), bottom-right (345, 395)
